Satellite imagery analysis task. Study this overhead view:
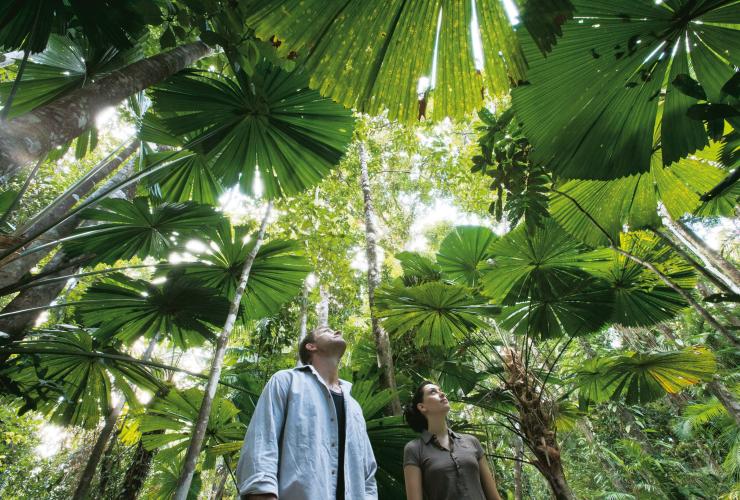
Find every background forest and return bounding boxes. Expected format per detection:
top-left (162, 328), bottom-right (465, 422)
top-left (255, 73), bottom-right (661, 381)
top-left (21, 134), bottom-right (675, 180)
top-left (0, 0), bottom-right (738, 499)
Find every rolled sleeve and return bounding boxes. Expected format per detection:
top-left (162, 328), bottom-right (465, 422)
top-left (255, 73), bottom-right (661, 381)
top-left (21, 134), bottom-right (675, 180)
top-left (236, 371), bottom-right (291, 496)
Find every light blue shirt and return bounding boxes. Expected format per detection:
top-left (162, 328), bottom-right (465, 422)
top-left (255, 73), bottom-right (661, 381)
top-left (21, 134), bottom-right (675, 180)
top-left (236, 365), bottom-right (378, 499)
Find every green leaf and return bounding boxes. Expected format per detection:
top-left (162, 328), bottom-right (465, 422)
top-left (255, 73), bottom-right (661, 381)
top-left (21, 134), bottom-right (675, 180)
top-left (394, 251), bottom-right (442, 286)
top-left (159, 27), bottom-right (177, 49)
top-left (0, 33), bottom-right (143, 118)
top-left (76, 272), bottom-right (229, 348)
top-left (672, 73), bottom-right (707, 101)
top-left (144, 150), bottom-right (224, 205)
top-left (366, 415), bottom-right (420, 500)
top-left (687, 103), bottom-right (740, 121)
top-left (517, 0), bottom-right (574, 55)
top-left (141, 387), bottom-right (245, 463)
top-left (512, 0), bottom-right (737, 179)
top-left (170, 222), bottom-right (311, 320)
top-left (1, 327), bottom-right (163, 429)
top-left (550, 152), bottom-right (729, 247)
top-left (575, 347), bottom-right (716, 405)
top-left (598, 231), bottom-right (697, 327)
top-left (437, 225), bottom-right (498, 287)
top-left (375, 282), bottom-right (499, 348)
top-left (150, 65), bottom-right (354, 199)
top-left (63, 197), bottom-right (225, 264)
top-left (147, 462), bottom-right (201, 500)
top-left (481, 219), bottom-right (612, 303)
top-left (244, 0), bottom-right (526, 123)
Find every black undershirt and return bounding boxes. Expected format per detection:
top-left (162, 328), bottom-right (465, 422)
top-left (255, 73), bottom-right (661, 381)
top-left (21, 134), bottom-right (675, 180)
top-left (330, 389), bottom-right (346, 500)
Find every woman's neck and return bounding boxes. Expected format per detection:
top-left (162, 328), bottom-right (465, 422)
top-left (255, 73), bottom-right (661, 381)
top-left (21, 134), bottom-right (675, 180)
top-left (427, 415), bottom-right (448, 437)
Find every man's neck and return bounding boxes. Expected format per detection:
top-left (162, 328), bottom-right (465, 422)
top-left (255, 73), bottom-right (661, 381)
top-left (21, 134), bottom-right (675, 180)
top-left (311, 354), bottom-right (341, 389)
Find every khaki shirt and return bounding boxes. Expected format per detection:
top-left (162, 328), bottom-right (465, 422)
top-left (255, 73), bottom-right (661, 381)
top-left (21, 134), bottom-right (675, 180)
top-left (403, 429), bottom-right (486, 500)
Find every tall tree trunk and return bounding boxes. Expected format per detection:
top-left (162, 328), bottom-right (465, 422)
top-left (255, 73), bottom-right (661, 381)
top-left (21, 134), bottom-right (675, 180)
top-left (0, 141), bottom-right (138, 290)
top-left (501, 348), bottom-right (574, 500)
top-left (317, 284), bottom-right (329, 328)
top-left (707, 378), bottom-right (740, 426)
top-left (660, 208), bottom-right (740, 292)
top-left (358, 142), bottom-right (401, 416)
top-left (0, 162), bottom-right (134, 344)
top-left (295, 280), bottom-right (309, 366)
top-left (577, 419), bottom-right (628, 492)
top-left (115, 439), bottom-right (159, 500)
top-left (513, 436), bottom-right (524, 500)
top-left (174, 202), bottom-right (272, 500)
top-left (72, 336), bottom-right (159, 500)
top-left (97, 426), bottom-right (118, 498)
top-left (211, 463), bottom-right (229, 500)
top-left (0, 42), bottom-right (210, 180)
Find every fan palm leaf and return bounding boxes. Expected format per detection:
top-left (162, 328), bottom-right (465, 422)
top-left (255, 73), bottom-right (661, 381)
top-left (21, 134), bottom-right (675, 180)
top-left (575, 347), bottom-right (716, 405)
top-left (170, 222), bottom-right (311, 320)
top-left (0, 33), bottom-right (142, 118)
top-left (512, 0), bottom-right (739, 179)
top-left (140, 387), bottom-right (245, 468)
top-left (394, 251), bottom-right (442, 286)
top-left (243, 0), bottom-right (526, 123)
top-left (150, 65), bottom-right (354, 198)
top-left (146, 461), bottom-right (202, 500)
top-left (62, 197), bottom-right (224, 264)
top-left (551, 152), bottom-right (731, 247)
top-left (375, 281), bottom-right (499, 348)
top-left (598, 231), bottom-right (697, 327)
top-left (1, 327), bottom-right (163, 428)
top-left (76, 272), bottom-right (229, 348)
top-left (437, 225), bottom-right (498, 287)
top-left (480, 219), bottom-right (612, 303)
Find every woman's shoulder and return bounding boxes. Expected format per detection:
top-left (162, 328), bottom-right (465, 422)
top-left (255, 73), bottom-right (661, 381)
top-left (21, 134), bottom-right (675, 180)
top-left (404, 435), bottom-right (424, 452)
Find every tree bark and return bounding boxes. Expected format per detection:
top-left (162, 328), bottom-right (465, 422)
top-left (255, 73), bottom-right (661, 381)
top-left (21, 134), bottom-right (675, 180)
top-left (72, 336), bottom-right (158, 500)
top-left (358, 142), bottom-right (401, 416)
top-left (174, 202), bottom-right (272, 500)
top-left (513, 436), bottom-right (524, 500)
top-left (0, 42), bottom-right (210, 180)
top-left (707, 378), bottom-right (740, 427)
top-left (0, 161), bottom-right (134, 343)
top-left (317, 284), bottom-right (329, 328)
top-left (661, 208), bottom-right (740, 292)
top-left (501, 348), bottom-right (574, 500)
top-left (115, 439), bottom-right (159, 500)
top-left (0, 140), bottom-right (138, 290)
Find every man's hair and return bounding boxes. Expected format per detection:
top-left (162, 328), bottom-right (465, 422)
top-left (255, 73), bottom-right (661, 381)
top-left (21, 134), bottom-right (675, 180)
top-left (298, 326), bottom-right (332, 365)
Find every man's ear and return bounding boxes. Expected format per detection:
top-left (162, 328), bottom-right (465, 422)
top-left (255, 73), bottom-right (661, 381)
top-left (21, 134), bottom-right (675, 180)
top-left (306, 342), bottom-right (318, 353)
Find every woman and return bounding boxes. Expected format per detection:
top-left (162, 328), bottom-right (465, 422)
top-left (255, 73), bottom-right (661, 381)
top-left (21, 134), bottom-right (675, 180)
top-left (403, 381), bottom-right (502, 500)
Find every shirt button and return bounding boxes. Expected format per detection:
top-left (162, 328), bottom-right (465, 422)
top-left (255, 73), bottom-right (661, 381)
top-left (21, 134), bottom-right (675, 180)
top-left (330, 418), bottom-right (335, 422)
top-left (331, 442), bottom-right (336, 447)
top-left (331, 470), bottom-right (336, 475)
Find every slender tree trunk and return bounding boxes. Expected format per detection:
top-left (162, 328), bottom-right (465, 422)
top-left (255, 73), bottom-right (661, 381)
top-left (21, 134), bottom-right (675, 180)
top-left (96, 426), bottom-right (118, 498)
top-left (514, 436), bottom-right (524, 500)
top-left (0, 141), bottom-right (138, 290)
top-left (358, 142), bottom-right (401, 415)
top-left (174, 202), bottom-right (272, 500)
top-left (707, 378), bottom-right (740, 426)
top-left (652, 228), bottom-right (736, 297)
top-left (72, 336), bottom-right (158, 500)
top-left (317, 284), bottom-right (329, 328)
top-left (660, 208), bottom-right (740, 292)
top-left (211, 464), bottom-right (229, 500)
top-left (115, 439), bottom-right (159, 500)
top-left (0, 162), bottom-right (134, 344)
top-left (295, 280), bottom-right (310, 366)
top-left (577, 419), bottom-right (628, 492)
top-left (501, 348), bottom-right (574, 500)
top-left (0, 42), bottom-right (210, 180)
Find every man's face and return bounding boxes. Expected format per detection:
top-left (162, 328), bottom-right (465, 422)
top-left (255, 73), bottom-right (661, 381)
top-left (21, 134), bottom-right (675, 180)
top-left (308, 326), bottom-right (347, 358)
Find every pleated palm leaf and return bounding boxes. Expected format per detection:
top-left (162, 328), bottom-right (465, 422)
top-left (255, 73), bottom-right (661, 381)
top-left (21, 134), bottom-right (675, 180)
top-left (1, 326), bottom-right (164, 429)
top-left (0, 33), bottom-right (142, 119)
top-left (375, 281), bottom-right (499, 348)
top-left (169, 221), bottom-right (311, 320)
top-left (138, 113), bottom-right (223, 204)
top-left (139, 387), bottom-right (246, 468)
top-left (551, 150), bottom-right (732, 247)
top-left (437, 225), bottom-right (498, 287)
top-left (0, 0), bottom-right (158, 53)
top-left (596, 231), bottom-right (697, 327)
top-left (243, 0), bottom-right (526, 123)
top-left (76, 271), bottom-right (230, 348)
top-left (146, 461), bottom-right (202, 500)
top-left (62, 197), bottom-right (225, 265)
top-left (512, 0), bottom-right (739, 179)
top-left (150, 65), bottom-right (354, 198)
top-left (394, 251), bottom-right (442, 286)
top-left (575, 347), bottom-right (716, 406)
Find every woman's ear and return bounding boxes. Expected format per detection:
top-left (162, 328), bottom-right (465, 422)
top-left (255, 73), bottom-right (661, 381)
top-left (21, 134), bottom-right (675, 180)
top-left (416, 402), bottom-right (425, 414)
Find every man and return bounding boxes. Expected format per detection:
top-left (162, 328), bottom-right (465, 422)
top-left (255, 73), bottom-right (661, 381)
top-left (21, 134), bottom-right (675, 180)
top-left (236, 326), bottom-right (378, 499)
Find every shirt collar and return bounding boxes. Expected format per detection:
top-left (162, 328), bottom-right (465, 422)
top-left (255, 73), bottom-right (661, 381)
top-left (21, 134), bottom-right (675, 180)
top-left (295, 364), bottom-right (352, 391)
top-left (421, 428), bottom-right (460, 444)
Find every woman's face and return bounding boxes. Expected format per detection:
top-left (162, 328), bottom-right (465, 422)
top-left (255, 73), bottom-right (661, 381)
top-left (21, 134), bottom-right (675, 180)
top-left (417, 383), bottom-right (450, 417)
